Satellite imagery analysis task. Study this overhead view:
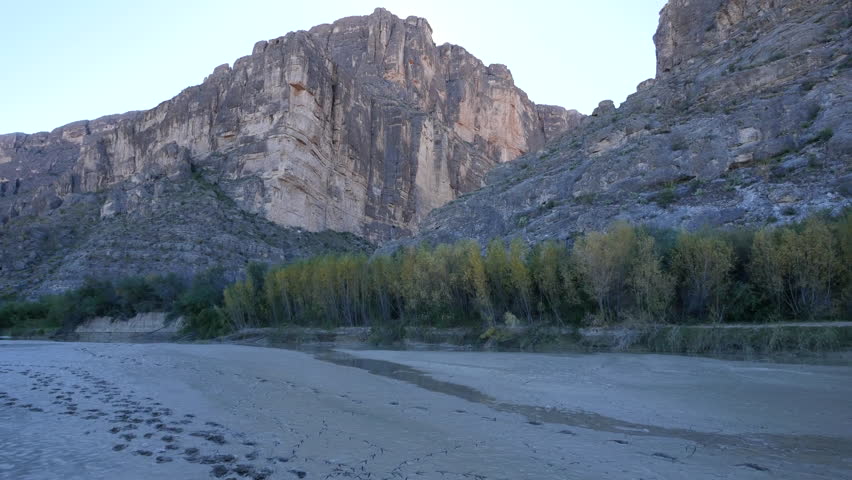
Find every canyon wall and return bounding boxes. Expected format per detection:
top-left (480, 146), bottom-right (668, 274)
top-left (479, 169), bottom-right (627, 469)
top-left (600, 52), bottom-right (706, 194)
top-left (402, 0), bottom-right (851, 247)
top-left (0, 8), bottom-right (577, 244)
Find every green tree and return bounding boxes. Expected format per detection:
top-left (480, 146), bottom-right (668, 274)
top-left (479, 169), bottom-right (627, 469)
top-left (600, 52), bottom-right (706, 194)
top-left (629, 232), bottom-right (673, 321)
top-left (573, 223), bottom-right (670, 322)
top-left (508, 238), bottom-right (533, 322)
top-left (750, 219), bottom-right (839, 319)
top-left (572, 223), bottom-right (635, 321)
top-left (458, 240), bottom-right (492, 324)
top-left (484, 239), bottom-right (511, 324)
top-left (529, 240), bottom-right (579, 325)
top-left (672, 232), bottom-right (734, 322)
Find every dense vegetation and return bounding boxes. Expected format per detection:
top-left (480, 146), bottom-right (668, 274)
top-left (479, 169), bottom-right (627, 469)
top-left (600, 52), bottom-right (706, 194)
top-left (2, 211), bottom-right (849, 339)
top-left (0, 268), bottom-right (228, 337)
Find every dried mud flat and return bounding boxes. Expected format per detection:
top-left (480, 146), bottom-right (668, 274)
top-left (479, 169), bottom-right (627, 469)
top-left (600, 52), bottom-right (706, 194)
top-left (1, 341), bottom-right (850, 479)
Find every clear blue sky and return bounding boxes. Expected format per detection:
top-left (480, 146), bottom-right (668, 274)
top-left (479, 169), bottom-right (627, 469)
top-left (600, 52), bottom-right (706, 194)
top-left (0, 1), bottom-right (668, 134)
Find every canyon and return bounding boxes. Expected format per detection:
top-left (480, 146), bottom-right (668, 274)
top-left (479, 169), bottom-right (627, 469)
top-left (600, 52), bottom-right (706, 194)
top-left (1, 8), bottom-right (577, 295)
top-left (2, 0), bottom-right (850, 297)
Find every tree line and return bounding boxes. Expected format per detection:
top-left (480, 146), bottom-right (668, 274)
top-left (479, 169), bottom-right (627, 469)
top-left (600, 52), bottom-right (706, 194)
top-left (2, 211), bottom-right (849, 338)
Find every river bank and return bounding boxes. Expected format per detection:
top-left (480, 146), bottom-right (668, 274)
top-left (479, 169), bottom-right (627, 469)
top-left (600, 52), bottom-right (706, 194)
top-left (6, 318), bottom-right (852, 363)
top-left (219, 322), bottom-right (852, 362)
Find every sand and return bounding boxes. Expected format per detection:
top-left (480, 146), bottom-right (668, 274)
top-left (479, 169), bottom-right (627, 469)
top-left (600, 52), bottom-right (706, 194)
top-left (1, 340), bottom-right (850, 479)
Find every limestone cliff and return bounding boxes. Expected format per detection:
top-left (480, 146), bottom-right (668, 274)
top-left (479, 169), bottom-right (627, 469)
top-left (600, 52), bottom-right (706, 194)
top-left (0, 8), bottom-right (574, 244)
top-left (0, 8), bottom-right (576, 295)
top-left (401, 0), bottom-right (851, 247)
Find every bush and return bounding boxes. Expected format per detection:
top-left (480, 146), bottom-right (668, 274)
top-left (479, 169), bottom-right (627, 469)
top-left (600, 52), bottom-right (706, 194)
top-left (183, 307), bottom-right (230, 339)
top-left (0, 300), bottom-right (51, 330)
top-left (174, 267), bottom-right (227, 319)
top-left (655, 187), bottom-right (677, 208)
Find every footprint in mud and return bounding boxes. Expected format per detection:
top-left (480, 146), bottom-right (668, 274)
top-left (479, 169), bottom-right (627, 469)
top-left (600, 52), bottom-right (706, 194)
top-left (156, 424), bottom-right (183, 433)
top-left (737, 463), bottom-right (770, 472)
top-left (190, 431), bottom-right (227, 445)
top-left (211, 465), bottom-right (229, 478)
top-left (7, 366), bottom-right (276, 478)
top-left (232, 464), bottom-right (272, 479)
top-left (651, 452), bottom-right (677, 462)
top-left (198, 454), bottom-right (236, 465)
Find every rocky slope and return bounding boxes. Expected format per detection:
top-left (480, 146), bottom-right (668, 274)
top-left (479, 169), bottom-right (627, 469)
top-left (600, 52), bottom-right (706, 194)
top-left (0, 178), bottom-right (372, 296)
top-left (0, 8), bottom-right (577, 296)
top-left (405, 0), bottom-right (851, 247)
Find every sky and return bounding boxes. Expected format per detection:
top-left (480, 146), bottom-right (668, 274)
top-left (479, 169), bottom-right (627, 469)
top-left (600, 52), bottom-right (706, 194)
top-left (0, 0), bottom-right (668, 134)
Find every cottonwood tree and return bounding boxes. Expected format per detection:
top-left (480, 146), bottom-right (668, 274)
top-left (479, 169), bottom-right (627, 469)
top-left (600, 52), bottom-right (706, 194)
top-left (751, 219), bottom-right (839, 319)
top-left (672, 232), bottom-right (734, 322)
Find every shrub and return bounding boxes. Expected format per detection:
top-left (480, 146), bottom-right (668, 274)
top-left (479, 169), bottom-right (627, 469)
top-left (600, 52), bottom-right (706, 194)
top-left (174, 267), bottom-right (227, 318)
top-left (655, 187), bottom-right (677, 208)
top-left (814, 128), bottom-right (834, 143)
top-left (183, 307), bottom-right (229, 339)
top-left (0, 300), bottom-right (51, 330)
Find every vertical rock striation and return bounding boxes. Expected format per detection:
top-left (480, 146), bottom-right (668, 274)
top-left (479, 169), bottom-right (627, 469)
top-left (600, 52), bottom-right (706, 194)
top-left (0, 8), bottom-right (577, 244)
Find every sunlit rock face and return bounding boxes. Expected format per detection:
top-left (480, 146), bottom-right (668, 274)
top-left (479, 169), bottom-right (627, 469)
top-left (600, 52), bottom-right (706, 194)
top-left (0, 8), bottom-right (576, 244)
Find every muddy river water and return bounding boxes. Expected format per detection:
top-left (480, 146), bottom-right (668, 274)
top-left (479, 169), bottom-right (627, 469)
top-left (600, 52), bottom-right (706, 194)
top-left (1, 340), bottom-right (850, 479)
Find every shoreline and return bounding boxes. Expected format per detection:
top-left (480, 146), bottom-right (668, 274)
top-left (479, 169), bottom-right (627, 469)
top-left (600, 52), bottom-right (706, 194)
top-left (6, 320), bottom-right (852, 365)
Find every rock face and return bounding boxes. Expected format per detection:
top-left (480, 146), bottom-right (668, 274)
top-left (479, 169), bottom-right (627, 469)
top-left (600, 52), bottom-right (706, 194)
top-left (402, 0), bottom-right (851, 247)
top-left (0, 8), bottom-right (574, 243)
top-left (0, 8), bottom-right (578, 295)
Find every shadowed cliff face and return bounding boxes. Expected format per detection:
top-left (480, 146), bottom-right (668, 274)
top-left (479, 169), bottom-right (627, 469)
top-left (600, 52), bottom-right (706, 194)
top-left (397, 0), bottom-right (851, 248)
top-left (0, 8), bottom-right (576, 245)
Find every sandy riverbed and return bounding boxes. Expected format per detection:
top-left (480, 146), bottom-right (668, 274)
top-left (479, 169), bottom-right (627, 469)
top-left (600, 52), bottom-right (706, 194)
top-left (1, 341), bottom-right (850, 479)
